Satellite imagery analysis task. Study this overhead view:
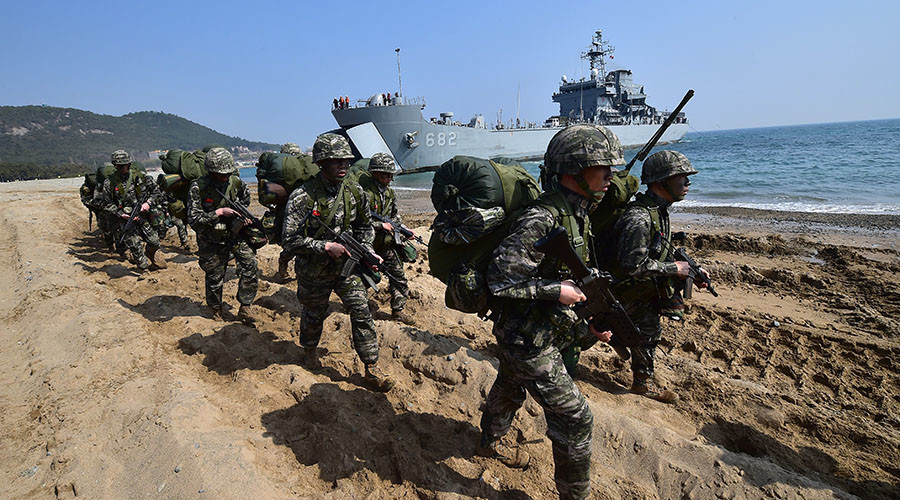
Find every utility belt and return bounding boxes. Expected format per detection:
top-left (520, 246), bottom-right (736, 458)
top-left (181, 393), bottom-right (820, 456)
top-left (494, 297), bottom-right (581, 350)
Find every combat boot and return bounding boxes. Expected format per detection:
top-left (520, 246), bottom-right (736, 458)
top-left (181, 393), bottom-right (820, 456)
top-left (146, 245), bottom-right (168, 270)
top-left (364, 363), bottom-right (395, 392)
top-left (475, 433), bottom-right (530, 469)
top-left (391, 309), bottom-right (415, 325)
top-left (237, 304), bottom-right (257, 325)
top-left (630, 380), bottom-right (678, 404)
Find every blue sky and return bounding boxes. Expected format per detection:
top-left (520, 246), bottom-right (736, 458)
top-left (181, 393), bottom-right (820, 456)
top-left (2, 0), bottom-right (898, 147)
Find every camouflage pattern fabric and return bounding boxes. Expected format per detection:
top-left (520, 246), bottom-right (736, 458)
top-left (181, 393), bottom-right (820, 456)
top-left (280, 142), bottom-right (302, 155)
top-left (613, 191), bottom-right (679, 280)
top-left (363, 179), bottom-right (409, 311)
top-left (197, 239), bottom-right (259, 309)
top-left (296, 273), bottom-right (380, 364)
top-left (380, 247), bottom-right (408, 312)
top-left (368, 152), bottom-right (399, 173)
top-left (481, 188), bottom-right (595, 499)
top-left (110, 149), bottom-right (133, 166)
top-left (158, 213), bottom-right (188, 246)
top-left (93, 167), bottom-right (165, 268)
top-left (186, 177), bottom-right (252, 245)
top-left (640, 150), bottom-right (697, 184)
top-left (281, 173), bottom-right (380, 365)
top-left (187, 175), bottom-right (258, 309)
top-left (312, 133), bottom-right (354, 163)
top-left (481, 345), bottom-right (593, 500)
top-left (543, 124), bottom-right (625, 175)
top-left (204, 147), bottom-right (236, 174)
top-left (612, 189), bottom-right (680, 382)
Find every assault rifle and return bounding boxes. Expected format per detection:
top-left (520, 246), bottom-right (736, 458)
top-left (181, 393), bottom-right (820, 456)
top-left (622, 89), bottom-right (694, 173)
top-left (214, 188), bottom-right (267, 236)
top-left (662, 232), bottom-right (718, 299)
top-left (534, 226), bottom-right (648, 365)
top-left (119, 193), bottom-right (151, 244)
top-left (309, 211), bottom-right (399, 290)
top-left (371, 212), bottom-right (425, 245)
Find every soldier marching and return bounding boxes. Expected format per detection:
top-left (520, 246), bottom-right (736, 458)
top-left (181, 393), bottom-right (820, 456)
top-left (80, 124), bottom-right (713, 499)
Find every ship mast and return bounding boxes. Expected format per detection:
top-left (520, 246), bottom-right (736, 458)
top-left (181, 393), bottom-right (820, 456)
top-left (395, 48), bottom-right (403, 99)
top-left (582, 29), bottom-right (614, 81)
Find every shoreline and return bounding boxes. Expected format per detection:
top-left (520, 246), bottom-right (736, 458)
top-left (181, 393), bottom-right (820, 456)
top-left (5, 177), bottom-right (897, 248)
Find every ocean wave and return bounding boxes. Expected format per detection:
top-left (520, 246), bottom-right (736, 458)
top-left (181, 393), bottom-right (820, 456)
top-left (679, 199), bottom-right (900, 215)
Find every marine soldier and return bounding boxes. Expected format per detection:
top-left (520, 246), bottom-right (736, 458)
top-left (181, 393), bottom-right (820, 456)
top-left (478, 124), bottom-right (617, 500)
top-left (360, 153), bottom-right (413, 324)
top-left (609, 150), bottom-right (705, 403)
top-left (280, 142), bottom-right (303, 155)
top-left (274, 142), bottom-right (304, 281)
top-left (281, 133), bottom-right (394, 392)
top-left (187, 147), bottom-right (259, 323)
top-left (94, 150), bottom-right (167, 271)
top-left (157, 187), bottom-right (190, 250)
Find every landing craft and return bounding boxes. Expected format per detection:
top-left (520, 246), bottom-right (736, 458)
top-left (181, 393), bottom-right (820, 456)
top-left (332, 29), bottom-right (689, 173)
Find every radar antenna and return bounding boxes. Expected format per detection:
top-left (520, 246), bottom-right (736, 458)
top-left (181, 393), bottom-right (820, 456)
top-left (581, 29), bottom-right (614, 81)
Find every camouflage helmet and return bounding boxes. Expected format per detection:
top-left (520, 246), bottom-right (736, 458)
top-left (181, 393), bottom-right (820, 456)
top-left (280, 142), bottom-right (302, 155)
top-left (204, 147), bottom-right (236, 174)
top-left (641, 150), bottom-right (697, 184)
top-left (312, 133), bottom-right (354, 163)
top-left (368, 152), bottom-right (399, 173)
top-left (543, 124), bottom-right (625, 175)
top-left (110, 150), bottom-right (133, 166)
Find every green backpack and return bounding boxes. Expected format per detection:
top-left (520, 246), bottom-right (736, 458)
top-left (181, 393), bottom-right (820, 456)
top-left (589, 168), bottom-right (641, 268)
top-left (256, 152), bottom-right (320, 207)
top-left (160, 149), bottom-right (207, 180)
top-left (428, 156), bottom-right (542, 315)
top-left (158, 149), bottom-right (207, 221)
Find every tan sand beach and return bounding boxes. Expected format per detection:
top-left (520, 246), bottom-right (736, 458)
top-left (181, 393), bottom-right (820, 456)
top-left (1, 178), bottom-right (898, 499)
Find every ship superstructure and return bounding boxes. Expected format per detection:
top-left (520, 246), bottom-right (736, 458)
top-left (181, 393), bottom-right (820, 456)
top-left (331, 29), bottom-right (688, 173)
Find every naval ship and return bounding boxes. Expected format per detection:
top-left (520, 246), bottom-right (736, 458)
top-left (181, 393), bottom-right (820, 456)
top-left (332, 30), bottom-right (689, 173)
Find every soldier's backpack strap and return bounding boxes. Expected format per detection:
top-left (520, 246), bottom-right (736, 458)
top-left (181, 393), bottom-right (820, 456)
top-left (532, 190), bottom-right (589, 276)
top-left (631, 192), bottom-right (668, 263)
top-left (343, 180), bottom-right (366, 231)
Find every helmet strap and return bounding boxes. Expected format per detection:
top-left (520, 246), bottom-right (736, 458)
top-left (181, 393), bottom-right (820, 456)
top-left (575, 173), bottom-right (605, 202)
top-left (661, 176), bottom-right (687, 202)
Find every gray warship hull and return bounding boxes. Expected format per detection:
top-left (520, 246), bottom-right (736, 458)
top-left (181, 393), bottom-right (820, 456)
top-left (333, 104), bottom-right (688, 173)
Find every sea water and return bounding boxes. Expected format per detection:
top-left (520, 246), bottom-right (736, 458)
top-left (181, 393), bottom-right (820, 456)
top-left (242, 118), bottom-right (900, 215)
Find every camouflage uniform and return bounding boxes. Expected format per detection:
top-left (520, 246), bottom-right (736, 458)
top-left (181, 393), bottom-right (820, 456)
top-left (94, 152), bottom-right (165, 269)
top-left (187, 148), bottom-right (259, 311)
top-left (281, 136), bottom-right (382, 365)
top-left (362, 153), bottom-right (409, 313)
top-left (158, 191), bottom-right (189, 247)
top-left (275, 142), bottom-right (303, 275)
top-left (480, 124), bottom-right (627, 500)
top-left (611, 150), bottom-right (697, 386)
top-left (79, 181), bottom-right (106, 241)
top-left (482, 192), bottom-right (595, 500)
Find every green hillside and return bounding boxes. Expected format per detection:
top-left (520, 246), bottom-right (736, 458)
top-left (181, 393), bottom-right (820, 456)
top-left (0, 105), bottom-right (278, 167)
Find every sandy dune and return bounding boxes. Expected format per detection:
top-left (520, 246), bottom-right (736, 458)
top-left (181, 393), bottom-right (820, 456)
top-left (1, 178), bottom-right (898, 499)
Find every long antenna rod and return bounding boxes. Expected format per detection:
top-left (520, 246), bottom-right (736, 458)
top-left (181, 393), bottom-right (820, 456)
top-left (395, 48), bottom-right (402, 99)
